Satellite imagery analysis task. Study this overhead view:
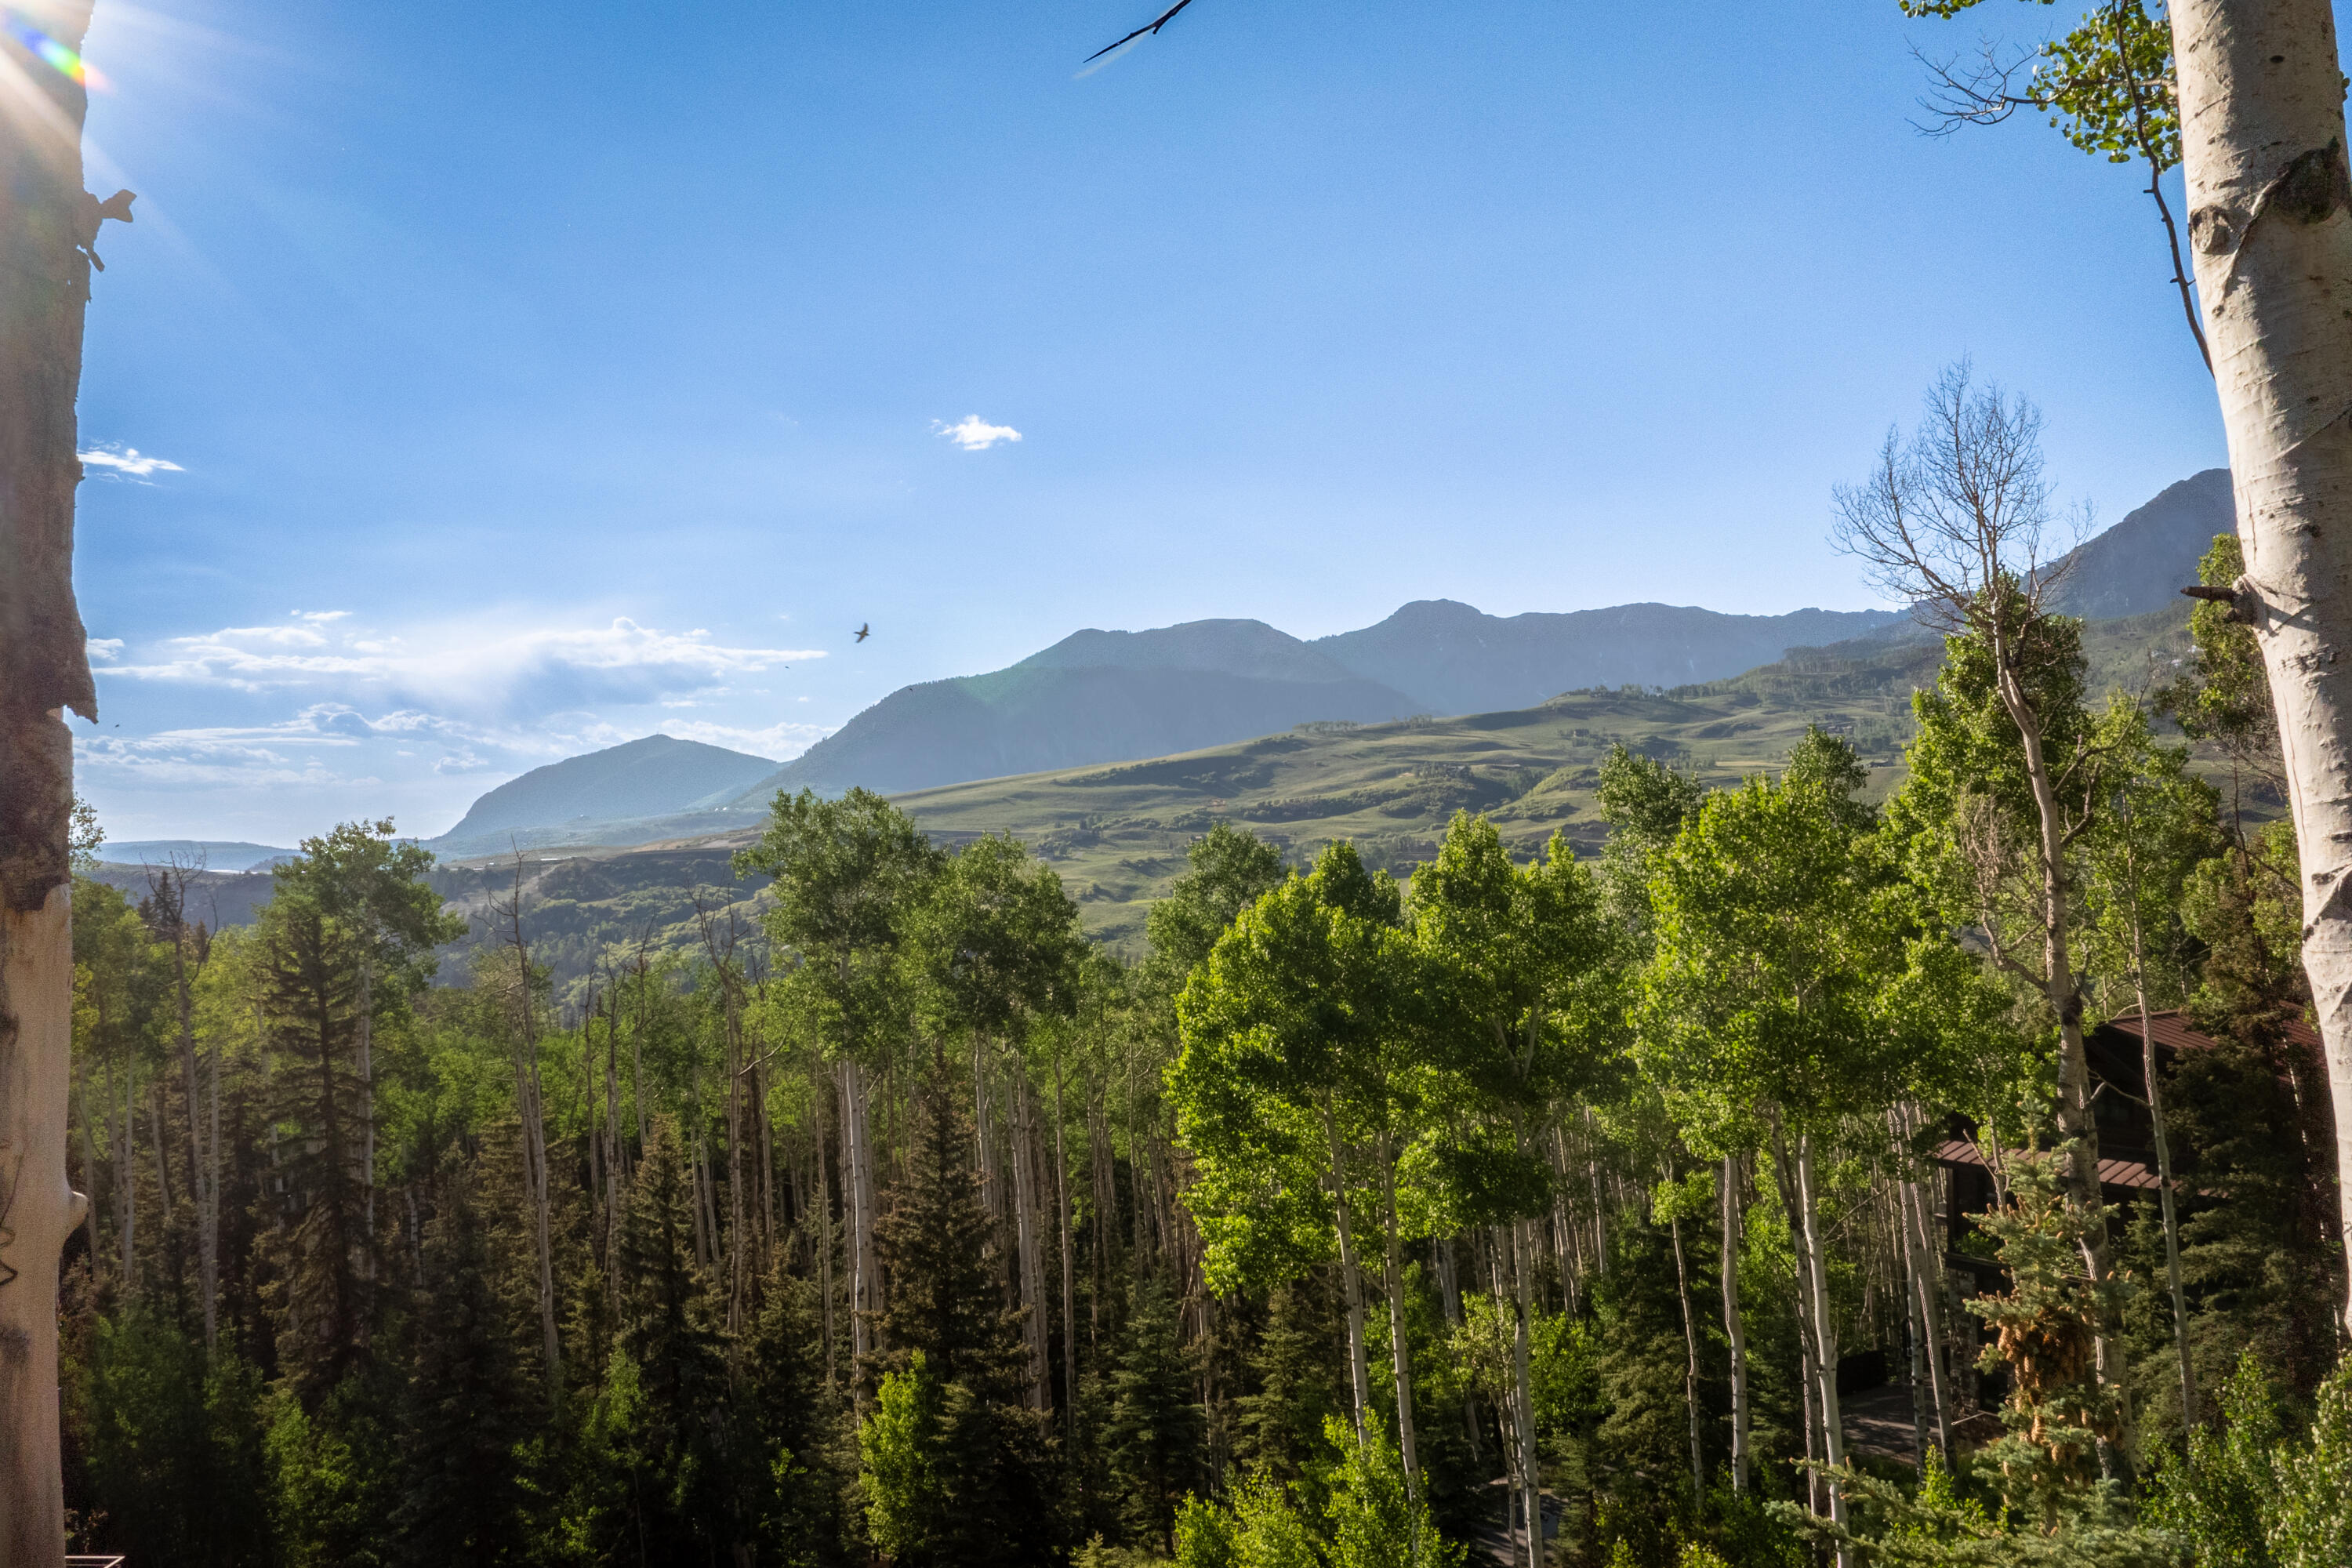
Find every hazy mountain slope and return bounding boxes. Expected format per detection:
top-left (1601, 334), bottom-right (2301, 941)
top-left (749, 659), bottom-right (1419, 797)
top-left (2045, 468), bottom-right (2234, 619)
top-left (1308, 600), bottom-right (1908, 713)
top-left (96, 840), bottom-right (293, 873)
top-left (1012, 618), bottom-right (1363, 681)
top-left (432, 734), bottom-right (778, 851)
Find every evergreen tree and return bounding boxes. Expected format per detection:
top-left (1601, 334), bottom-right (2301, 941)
top-left (1105, 1275), bottom-right (1207, 1553)
top-left (260, 891), bottom-right (376, 1399)
top-left (612, 1113), bottom-right (736, 1564)
top-left (864, 1065), bottom-right (1057, 1566)
top-left (1233, 1276), bottom-right (1345, 1486)
top-left (390, 1163), bottom-right (532, 1567)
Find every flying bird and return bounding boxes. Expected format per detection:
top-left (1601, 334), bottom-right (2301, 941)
top-left (1086, 0), bottom-right (1200, 61)
top-left (855, 623), bottom-right (870, 642)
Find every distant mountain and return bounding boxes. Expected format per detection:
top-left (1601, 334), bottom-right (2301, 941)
top-left (2045, 468), bottom-right (2234, 619)
top-left (422, 471), bottom-right (2235, 845)
top-left (430, 735), bottom-right (779, 855)
top-left (96, 840), bottom-right (293, 873)
top-left (750, 619), bottom-right (1417, 797)
top-left (1310, 601), bottom-right (1908, 714)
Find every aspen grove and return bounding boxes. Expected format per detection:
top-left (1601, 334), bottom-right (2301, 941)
top-left (53, 438), bottom-right (2352, 1566)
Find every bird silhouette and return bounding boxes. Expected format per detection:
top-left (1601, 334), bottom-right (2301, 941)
top-left (855, 623), bottom-right (870, 643)
top-left (1087, 0), bottom-right (1200, 61)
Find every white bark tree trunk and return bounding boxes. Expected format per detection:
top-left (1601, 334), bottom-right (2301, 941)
top-left (1508, 1221), bottom-right (1541, 1568)
top-left (841, 1057), bottom-right (879, 1397)
top-left (1011, 1074), bottom-right (1049, 1410)
top-left (2172, 0), bottom-right (2352, 1329)
top-left (1324, 1109), bottom-right (1373, 1431)
top-left (2, 1), bottom-right (120, 1552)
top-left (1374, 1135), bottom-right (1418, 1492)
top-left (1669, 1210), bottom-right (1705, 1494)
top-left (1721, 1152), bottom-right (1749, 1492)
top-left (0, 893), bottom-right (84, 1568)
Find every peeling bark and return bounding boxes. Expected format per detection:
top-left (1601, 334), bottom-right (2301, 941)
top-left (2172, 0), bottom-right (2352, 1328)
top-left (2, 2), bottom-right (125, 1557)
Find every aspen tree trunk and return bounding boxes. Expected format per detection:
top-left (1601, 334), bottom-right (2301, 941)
top-left (1721, 1152), bottom-right (1749, 1492)
top-left (1323, 1109), bottom-right (1374, 1430)
top-left (358, 958), bottom-right (375, 1258)
top-left (164, 901), bottom-right (218, 1354)
top-left (1051, 1046), bottom-right (1077, 1434)
top-left (840, 1058), bottom-right (877, 1390)
top-left (818, 1075), bottom-right (837, 1385)
top-left (116, 1057), bottom-right (132, 1283)
top-left (1891, 1107), bottom-right (1955, 1465)
top-left (1669, 1210), bottom-right (1705, 1495)
top-left (1, 0), bottom-right (123, 1534)
top-left (1374, 1134), bottom-right (1419, 1491)
top-left (74, 1051), bottom-right (97, 1269)
top-left (1508, 1221), bottom-right (1541, 1568)
top-left (1772, 1116), bottom-right (1844, 1551)
top-left (2135, 990), bottom-right (2198, 1426)
top-left (1791, 1131), bottom-right (1850, 1563)
top-left (2170, 0), bottom-right (2352, 1327)
top-left (1011, 1076), bottom-right (1049, 1410)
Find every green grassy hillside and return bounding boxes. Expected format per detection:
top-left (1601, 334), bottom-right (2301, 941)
top-left (895, 604), bottom-right (2197, 946)
top-left (129, 605), bottom-right (2198, 993)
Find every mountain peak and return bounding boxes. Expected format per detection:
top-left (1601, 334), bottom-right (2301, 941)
top-left (431, 733), bottom-right (779, 850)
top-left (1014, 618), bottom-right (1357, 684)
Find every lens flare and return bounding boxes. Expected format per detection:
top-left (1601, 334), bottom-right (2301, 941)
top-left (3, 9), bottom-right (110, 91)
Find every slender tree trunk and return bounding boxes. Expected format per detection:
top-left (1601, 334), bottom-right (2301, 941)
top-left (1052, 1045), bottom-right (1077, 1436)
top-left (2133, 992), bottom-right (2198, 1427)
top-left (1508, 1221), bottom-right (1541, 1568)
top-left (163, 895), bottom-right (220, 1355)
top-left (841, 1057), bottom-right (879, 1394)
top-left (1791, 1129), bottom-right (1850, 1562)
top-left (357, 956), bottom-right (375, 1266)
top-left (1721, 1152), bottom-right (1749, 1492)
top-left (1011, 1075), bottom-right (1049, 1410)
top-left (1993, 652), bottom-right (2111, 1265)
top-left (1891, 1106), bottom-right (1955, 1466)
top-left (1323, 1108), bottom-right (1373, 1431)
top-left (2168, 0), bottom-right (2352, 1329)
top-left (118, 1051), bottom-right (133, 1283)
top-left (1669, 1207), bottom-right (1705, 1496)
top-left (818, 1073), bottom-right (837, 1387)
top-left (74, 1044), bottom-right (99, 1269)
top-left (1375, 1134), bottom-right (1418, 1492)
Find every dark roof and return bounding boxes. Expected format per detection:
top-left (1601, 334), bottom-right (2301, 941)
top-left (1932, 1138), bottom-right (2161, 1192)
top-left (2093, 1007), bottom-right (2320, 1055)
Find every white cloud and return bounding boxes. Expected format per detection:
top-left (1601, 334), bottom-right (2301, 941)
top-left (85, 637), bottom-right (123, 662)
top-left (78, 444), bottom-right (184, 478)
top-left (98, 613), bottom-right (828, 714)
top-left (935, 414), bottom-right (1022, 452)
top-left (649, 718), bottom-right (832, 760)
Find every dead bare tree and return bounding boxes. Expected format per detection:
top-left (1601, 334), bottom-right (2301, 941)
top-left (1, 3), bottom-right (133, 1559)
top-left (146, 855), bottom-right (223, 1356)
top-left (1833, 366), bottom-right (2122, 1292)
top-left (491, 852), bottom-right (562, 1400)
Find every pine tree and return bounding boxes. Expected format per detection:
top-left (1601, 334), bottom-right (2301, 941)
top-left (1233, 1276), bottom-right (1345, 1485)
top-left (1106, 1275), bottom-right (1207, 1554)
top-left (865, 1064), bottom-right (1057, 1566)
top-left (390, 1163), bottom-right (531, 1567)
top-left (612, 1113), bottom-right (735, 1564)
top-left (260, 891), bottom-right (376, 1400)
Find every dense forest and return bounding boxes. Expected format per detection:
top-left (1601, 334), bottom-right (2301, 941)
top-left (56, 528), bottom-right (2352, 1566)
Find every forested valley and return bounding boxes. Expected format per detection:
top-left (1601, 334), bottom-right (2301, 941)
top-left (58, 499), bottom-right (2352, 1563)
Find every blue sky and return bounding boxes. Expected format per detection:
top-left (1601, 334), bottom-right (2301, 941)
top-left (67, 0), bottom-right (2249, 844)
